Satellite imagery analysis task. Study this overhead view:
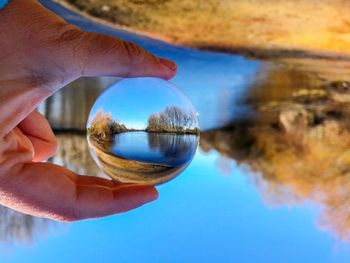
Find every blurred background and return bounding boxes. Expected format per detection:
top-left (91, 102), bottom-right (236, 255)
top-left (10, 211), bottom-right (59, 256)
top-left (3, 1), bottom-right (350, 262)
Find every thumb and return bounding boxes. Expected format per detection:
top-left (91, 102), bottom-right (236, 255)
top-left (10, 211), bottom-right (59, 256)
top-left (69, 30), bottom-right (177, 79)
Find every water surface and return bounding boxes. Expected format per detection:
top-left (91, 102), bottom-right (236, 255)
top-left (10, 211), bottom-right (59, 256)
top-left (109, 132), bottom-right (198, 166)
top-left (3, 1), bottom-right (350, 263)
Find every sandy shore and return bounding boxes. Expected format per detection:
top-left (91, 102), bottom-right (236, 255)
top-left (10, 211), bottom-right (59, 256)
top-left (55, 0), bottom-right (350, 59)
top-left (88, 137), bottom-right (186, 185)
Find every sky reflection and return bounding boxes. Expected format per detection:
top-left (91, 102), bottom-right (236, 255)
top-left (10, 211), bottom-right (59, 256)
top-left (4, 150), bottom-right (350, 263)
top-left (4, 0), bottom-right (350, 262)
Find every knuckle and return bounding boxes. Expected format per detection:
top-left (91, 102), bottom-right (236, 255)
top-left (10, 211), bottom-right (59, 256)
top-left (93, 37), bottom-right (146, 64)
top-left (56, 24), bottom-right (84, 43)
top-left (56, 24), bottom-right (86, 62)
top-left (119, 41), bottom-right (145, 64)
top-left (47, 24), bottom-right (87, 78)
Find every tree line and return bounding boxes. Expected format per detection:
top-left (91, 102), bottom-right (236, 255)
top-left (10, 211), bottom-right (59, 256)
top-left (88, 106), bottom-right (199, 140)
top-left (147, 106), bottom-right (199, 134)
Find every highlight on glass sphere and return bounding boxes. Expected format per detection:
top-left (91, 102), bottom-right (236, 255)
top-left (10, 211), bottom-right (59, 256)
top-left (86, 77), bottom-right (200, 185)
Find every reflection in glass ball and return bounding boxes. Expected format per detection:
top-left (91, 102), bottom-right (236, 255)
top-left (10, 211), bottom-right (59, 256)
top-left (87, 77), bottom-right (200, 185)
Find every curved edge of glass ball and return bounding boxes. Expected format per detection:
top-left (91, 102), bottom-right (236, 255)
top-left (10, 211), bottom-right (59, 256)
top-left (86, 77), bottom-right (200, 186)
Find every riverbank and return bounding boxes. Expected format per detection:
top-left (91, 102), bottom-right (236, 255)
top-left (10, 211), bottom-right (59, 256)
top-left (55, 0), bottom-right (350, 59)
top-left (88, 137), bottom-right (184, 185)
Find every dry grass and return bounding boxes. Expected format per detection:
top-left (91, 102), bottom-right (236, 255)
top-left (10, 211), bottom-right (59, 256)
top-left (198, 62), bottom-right (350, 240)
top-left (58, 0), bottom-right (350, 57)
top-left (88, 137), bottom-right (184, 185)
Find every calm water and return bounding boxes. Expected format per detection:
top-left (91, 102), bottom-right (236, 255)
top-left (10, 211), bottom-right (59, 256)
top-left (3, 1), bottom-right (350, 263)
top-left (109, 132), bottom-right (198, 166)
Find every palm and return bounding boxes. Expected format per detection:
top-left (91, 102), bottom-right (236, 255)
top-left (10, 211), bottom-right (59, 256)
top-left (0, 0), bottom-right (176, 221)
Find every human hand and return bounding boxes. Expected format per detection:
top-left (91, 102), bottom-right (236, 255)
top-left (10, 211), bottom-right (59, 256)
top-left (0, 0), bottom-right (177, 221)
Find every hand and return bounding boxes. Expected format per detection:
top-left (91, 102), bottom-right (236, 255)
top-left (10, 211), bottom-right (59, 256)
top-left (0, 0), bottom-right (177, 222)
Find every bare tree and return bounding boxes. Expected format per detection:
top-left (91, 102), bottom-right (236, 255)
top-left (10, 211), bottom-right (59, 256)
top-left (147, 106), bottom-right (199, 134)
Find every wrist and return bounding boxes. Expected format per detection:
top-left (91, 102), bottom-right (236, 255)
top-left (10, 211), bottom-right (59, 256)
top-left (0, 0), bottom-right (8, 10)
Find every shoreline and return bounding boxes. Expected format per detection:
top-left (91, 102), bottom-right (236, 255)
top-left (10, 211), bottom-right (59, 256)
top-left (88, 137), bottom-right (186, 185)
top-left (52, 0), bottom-right (178, 46)
top-left (53, 0), bottom-right (350, 60)
top-left (87, 130), bottom-right (200, 142)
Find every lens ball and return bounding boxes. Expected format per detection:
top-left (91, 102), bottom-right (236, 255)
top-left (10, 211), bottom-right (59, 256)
top-left (87, 77), bottom-right (200, 185)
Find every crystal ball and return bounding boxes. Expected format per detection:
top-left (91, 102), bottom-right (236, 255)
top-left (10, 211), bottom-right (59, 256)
top-left (87, 77), bottom-right (200, 185)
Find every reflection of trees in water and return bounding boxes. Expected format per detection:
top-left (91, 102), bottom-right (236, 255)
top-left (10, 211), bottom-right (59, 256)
top-left (147, 133), bottom-right (197, 161)
top-left (202, 120), bottom-right (350, 240)
top-left (201, 61), bottom-right (350, 240)
top-left (0, 206), bottom-right (54, 245)
top-left (33, 59), bottom-right (350, 242)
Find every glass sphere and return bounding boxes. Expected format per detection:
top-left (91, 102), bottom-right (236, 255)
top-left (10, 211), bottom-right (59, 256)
top-left (87, 77), bottom-right (200, 185)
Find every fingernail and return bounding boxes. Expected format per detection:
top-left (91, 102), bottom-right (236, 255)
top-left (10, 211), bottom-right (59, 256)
top-left (159, 58), bottom-right (177, 71)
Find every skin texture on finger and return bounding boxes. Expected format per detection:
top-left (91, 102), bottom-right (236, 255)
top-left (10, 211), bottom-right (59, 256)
top-left (0, 0), bottom-right (68, 82)
top-left (18, 110), bottom-right (58, 162)
top-left (66, 31), bottom-right (177, 79)
top-left (0, 162), bottom-right (158, 222)
top-left (0, 0), bottom-right (177, 83)
top-left (0, 0), bottom-right (177, 135)
top-left (0, 0), bottom-right (172, 221)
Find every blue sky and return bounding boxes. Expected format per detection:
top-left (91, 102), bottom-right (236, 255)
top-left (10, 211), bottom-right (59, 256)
top-left (88, 78), bottom-right (198, 130)
top-left (2, 150), bottom-right (350, 263)
top-left (12, 2), bottom-right (350, 262)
